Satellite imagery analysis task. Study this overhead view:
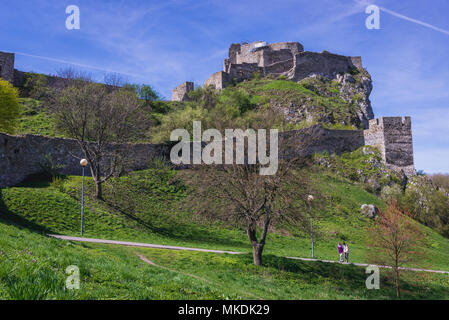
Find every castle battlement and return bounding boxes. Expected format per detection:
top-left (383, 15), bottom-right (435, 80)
top-left (172, 41), bottom-right (363, 101)
top-left (0, 46), bottom-right (416, 179)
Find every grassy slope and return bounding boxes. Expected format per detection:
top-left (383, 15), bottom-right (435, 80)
top-left (0, 219), bottom-right (448, 299)
top-left (235, 78), bottom-right (360, 130)
top-left (2, 168), bottom-right (449, 273)
top-left (16, 98), bottom-right (58, 136)
top-left (0, 220), bottom-right (231, 299)
top-left (2, 81), bottom-right (448, 299)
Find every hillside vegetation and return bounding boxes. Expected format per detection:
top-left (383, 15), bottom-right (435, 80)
top-left (1, 72), bottom-right (448, 299)
top-left (1, 166), bottom-right (449, 299)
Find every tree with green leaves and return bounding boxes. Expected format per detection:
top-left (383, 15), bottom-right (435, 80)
top-left (0, 79), bottom-right (21, 134)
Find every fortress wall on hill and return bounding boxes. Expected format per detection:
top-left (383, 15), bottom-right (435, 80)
top-left (0, 133), bottom-right (169, 188)
top-left (0, 127), bottom-right (365, 188)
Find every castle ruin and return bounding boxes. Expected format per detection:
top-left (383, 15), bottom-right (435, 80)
top-left (364, 117), bottom-right (415, 176)
top-left (171, 41), bottom-right (363, 99)
top-left (0, 43), bottom-right (416, 187)
top-left (170, 41), bottom-right (415, 176)
top-left (171, 81), bottom-right (194, 102)
top-left (0, 51), bottom-right (15, 83)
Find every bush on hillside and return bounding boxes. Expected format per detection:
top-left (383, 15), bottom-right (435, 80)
top-left (0, 79), bottom-right (21, 134)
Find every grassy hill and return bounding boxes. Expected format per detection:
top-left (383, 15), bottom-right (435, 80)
top-left (1, 166), bottom-right (449, 299)
top-left (2, 75), bottom-right (448, 299)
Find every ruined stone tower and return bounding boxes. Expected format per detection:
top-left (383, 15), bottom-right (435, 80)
top-left (0, 51), bottom-right (15, 83)
top-left (364, 117), bottom-right (415, 176)
top-left (171, 81), bottom-right (194, 102)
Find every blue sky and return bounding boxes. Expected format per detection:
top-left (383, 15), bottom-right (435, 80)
top-left (1, 0), bottom-right (448, 173)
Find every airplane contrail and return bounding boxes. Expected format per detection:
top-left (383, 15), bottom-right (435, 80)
top-left (358, 0), bottom-right (449, 36)
top-left (13, 51), bottom-right (147, 79)
top-left (379, 6), bottom-right (449, 36)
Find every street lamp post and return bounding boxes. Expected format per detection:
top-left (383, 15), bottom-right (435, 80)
top-left (307, 195), bottom-right (314, 258)
top-left (80, 159), bottom-right (88, 236)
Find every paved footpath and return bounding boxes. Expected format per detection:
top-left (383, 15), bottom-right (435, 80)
top-left (48, 234), bottom-right (449, 275)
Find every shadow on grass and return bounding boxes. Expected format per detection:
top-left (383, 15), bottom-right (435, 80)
top-left (100, 199), bottom-right (250, 249)
top-left (0, 189), bottom-right (54, 235)
top-left (234, 254), bottom-right (449, 299)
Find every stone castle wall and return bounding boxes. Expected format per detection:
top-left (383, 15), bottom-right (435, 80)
top-left (0, 51), bottom-right (15, 83)
top-left (1, 51), bottom-right (107, 90)
top-left (364, 117), bottom-right (415, 176)
top-left (0, 124), bottom-right (389, 188)
top-left (0, 133), bottom-right (169, 188)
top-left (289, 51), bottom-right (361, 81)
top-left (0, 117), bottom-right (415, 188)
top-left (196, 41), bottom-right (363, 91)
top-left (171, 81), bottom-right (194, 102)
top-left (203, 71), bottom-right (230, 90)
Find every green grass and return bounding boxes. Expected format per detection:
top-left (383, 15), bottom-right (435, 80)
top-left (260, 80), bottom-right (316, 94)
top-left (1, 166), bottom-right (449, 299)
top-left (234, 78), bottom-right (362, 129)
top-left (135, 248), bottom-right (449, 299)
top-left (2, 168), bottom-right (449, 271)
top-left (16, 98), bottom-right (59, 137)
top-left (0, 220), bottom-right (232, 299)
top-left (0, 218), bottom-right (447, 300)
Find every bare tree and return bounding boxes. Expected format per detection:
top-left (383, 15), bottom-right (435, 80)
top-left (49, 80), bottom-right (147, 199)
top-left (366, 201), bottom-right (424, 297)
top-left (103, 73), bottom-right (128, 88)
top-left (55, 67), bottom-right (93, 88)
top-left (183, 126), bottom-right (320, 266)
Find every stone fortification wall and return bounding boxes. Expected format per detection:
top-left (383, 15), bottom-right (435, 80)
top-left (0, 126), bottom-right (367, 188)
top-left (171, 81), bottom-right (194, 102)
top-left (0, 133), bottom-right (169, 188)
top-left (0, 116), bottom-right (415, 188)
top-left (364, 117), bottom-right (415, 176)
top-left (199, 41), bottom-right (364, 91)
top-left (0, 51), bottom-right (15, 83)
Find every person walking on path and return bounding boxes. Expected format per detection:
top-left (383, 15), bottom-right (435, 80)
top-left (343, 241), bottom-right (349, 263)
top-left (337, 242), bottom-right (344, 263)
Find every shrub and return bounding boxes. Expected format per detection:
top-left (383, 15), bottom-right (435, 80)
top-left (431, 173), bottom-right (449, 191)
top-left (0, 79), bottom-right (21, 133)
top-left (39, 153), bottom-right (66, 180)
top-left (50, 176), bottom-right (66, 193)
top-left (252, 72), bottom-right (261, 80)
top-left (23, 73), bottom-right (50, 99)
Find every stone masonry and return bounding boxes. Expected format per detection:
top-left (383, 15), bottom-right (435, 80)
top-left (364, 117), bottom-right (415, 176)
top-left (0, 51), bottom-right (15, 83)
top-left (172, 41), bottom-right (363, 93)
top-left (0, 133), bottom-right (170, 188)
top-left (0, 117), bottom-right (415, 188)
top-left (0, 44), bottom-right (415, 187)
top-left (171, 81), bottom-right (194, 102)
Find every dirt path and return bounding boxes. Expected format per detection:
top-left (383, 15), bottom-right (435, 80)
top-left (48, 234), bottom-right (449, 275)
